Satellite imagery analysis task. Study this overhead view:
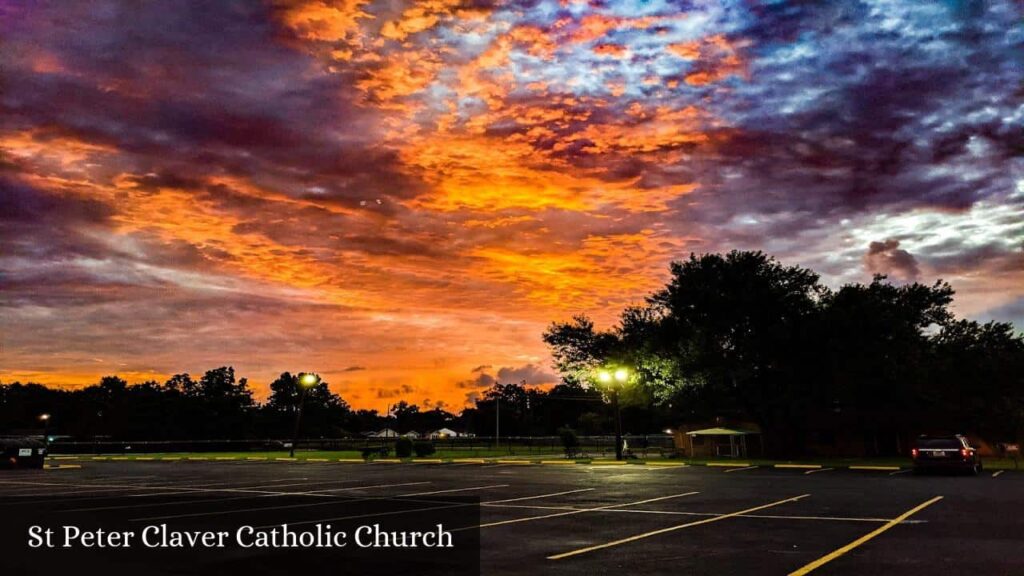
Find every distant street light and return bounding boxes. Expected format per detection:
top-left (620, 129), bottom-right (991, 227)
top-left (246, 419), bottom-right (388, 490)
top-left (39, 413), bottom-right (51, 447)
top-left (597, 367), bottom-right (629, 461)
top-left (289, 373), bottom-right (321, 458)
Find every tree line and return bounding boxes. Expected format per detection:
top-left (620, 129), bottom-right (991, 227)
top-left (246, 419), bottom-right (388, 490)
top-left (4, 251), bottom-right (1021, 454)
top-left (543, 250), bottom-right (1024, 457)
top-left (1, 369), bottom-right (668, 440)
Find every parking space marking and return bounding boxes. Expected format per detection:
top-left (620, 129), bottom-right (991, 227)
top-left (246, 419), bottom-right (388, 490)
top-left (485, 488), bottom-right (594, 504)
top-left (547, 493), bottom-right (810, 561)
top-left (129, 482), bottom-right (493, 522)
top-left (849, 465), bottom-right (900, 471)
top-left (725, 465), bottom-right (759, 473)
top-left (471, 491), bottom-right (699, 530)
top-left (250, 487), bottom-right (596, 531)
top-left (130, 481), bottom-right (435, 521)
top-left (787, 495), bottom-right (943, 576)
top-left (66, 481), bottom-right (423, 513)
top-left (889, 469), bottom-right (912, 476)
top-left (775, 464), bottom-right (821, 469)
top-left (2, 477), bottom-right (310, 502)
top-left (804, 468), bottom-right (834, 475)
top-left (992, 470), bottom-right (1004, 478)
top-left (398, 484), bottom-right (508, 497)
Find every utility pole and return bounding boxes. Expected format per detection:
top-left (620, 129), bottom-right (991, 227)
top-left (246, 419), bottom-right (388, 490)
top-left (495, 395), bottom-right (500, 448)
top-left (612, 388), bottom-right (623, 461)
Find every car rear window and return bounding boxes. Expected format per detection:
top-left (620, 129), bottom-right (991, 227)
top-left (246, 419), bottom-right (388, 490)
top-left (916, 438), bottom-right (961, 449)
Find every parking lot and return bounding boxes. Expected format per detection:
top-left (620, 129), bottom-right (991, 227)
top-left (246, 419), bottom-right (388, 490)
top-left (1, 459), bottom-right (1021, 575)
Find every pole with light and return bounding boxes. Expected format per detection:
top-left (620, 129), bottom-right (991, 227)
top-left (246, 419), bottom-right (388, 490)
top-left (39, 413), bottom-right (51, 450)
top-left (597, 367), bottom-right (629, 461)
top-left (289, 373), bottom-right (320, 458)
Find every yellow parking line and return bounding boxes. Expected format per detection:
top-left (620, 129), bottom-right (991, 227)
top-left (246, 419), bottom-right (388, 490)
top-left (775, 464), bottom-right (821, 469)
top-left (274, 457), bottom-right (297, 461)
top-left (849, 465), bottom-right (900, 471)
top-left (787, 495), bottom-right (943, 576)
top-left (495, 459), bottom-right (533, 465)
top-left (725, 466), bottom-right (759, 473)
top-left (336, 459), bottom-right (363, 463)
top-left (452, 458), bottom-right (487, 464)
top-left (646, 461), bottom-right (687, 467)
top-left (589, 460), bottom-right (629, 466)
top-left (707, 462), bottom-right (750, 467)
top-left (307, 458), bottom-right (328, 462)
top-left (373, 459), bottom-right (403, 463)
top-left (549, 493), bottom-right (810, 560)
top-left (804, 467), bottom-right (835, 475)
top-left (540, 460), bottom-right (577, 465)
top-left (44, 464), bottom-right (82, 470)
top-left (413, 459), bottom-right (445, 464)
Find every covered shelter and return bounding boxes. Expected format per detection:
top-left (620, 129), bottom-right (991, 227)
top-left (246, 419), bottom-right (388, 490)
top-left (686, 427), bottom-right (760, 458)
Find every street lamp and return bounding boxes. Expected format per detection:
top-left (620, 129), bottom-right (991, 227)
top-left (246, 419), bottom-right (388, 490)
top-left (597, 367), bottom-right (629, 461)
top-left (38, 413), bottom-right (51, 448)
top-left (289, 373), bottom-right (320, 458)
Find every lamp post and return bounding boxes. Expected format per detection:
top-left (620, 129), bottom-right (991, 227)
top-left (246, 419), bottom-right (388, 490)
top-left (598, 368), bottom-right (629, 461)
top-left (289, 373), bottom-right (320, 458)
top-left (39, 413), bottom-right (51, 450)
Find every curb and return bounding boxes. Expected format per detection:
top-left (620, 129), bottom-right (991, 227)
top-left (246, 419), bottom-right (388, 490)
top-left (774, 464), bottom-right (821, 469)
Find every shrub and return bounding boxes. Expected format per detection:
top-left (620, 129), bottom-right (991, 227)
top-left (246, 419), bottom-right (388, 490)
top-left (361, 446), bottom-right (389, 461)
top-left (413, 441), bottom-right (436, 457)
top-left (395, 437), bottom-right (413, 458)
top-left (557, 426), bottom-right (580, 458)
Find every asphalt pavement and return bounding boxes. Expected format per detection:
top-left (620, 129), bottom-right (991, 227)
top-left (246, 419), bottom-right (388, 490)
top-left (1, 459), bottom-right (1021, 575)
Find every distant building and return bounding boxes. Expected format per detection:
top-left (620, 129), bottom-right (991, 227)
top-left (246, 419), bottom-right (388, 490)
top-left (428, 428), bottom-right (460, 439)
top-left (368, 428), bottom-right (399, 438)
top-left (402, 431), bottom-right (421, 439)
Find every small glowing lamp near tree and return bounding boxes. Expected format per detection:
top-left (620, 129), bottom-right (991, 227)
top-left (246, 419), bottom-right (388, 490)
top-left (596, 366), bottom-right (630, 461)
top-left (38, 413), bottom-right (51, 448)
top-left (289, 373), bottom-right (321, 458)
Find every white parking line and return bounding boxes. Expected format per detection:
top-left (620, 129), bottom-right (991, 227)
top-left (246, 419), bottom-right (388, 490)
top-left (254, 488), bottom-right (599, 531)
top-left (0, 478), bottom-right (391, 499)
top-left (469, 491), bottom-right (699, 530)
top-left (889, 469), bottom-right (912, 476)
top-left (66, 480), bottom-right (370, 512)
top-left (725, 466), bottom-right (759, 473)
top-left (548, 494), bottom-right (810, 560)
top-left (126, 484), bottom-right (509, 522)
top-left (804, 468), bottom-right (834, 475)
top-left (485, 488), bottom-right (595, 504)
top-left (398, 485), bottom-right (508, 497)
top-left (992, 470), bottom-right (1004, 478)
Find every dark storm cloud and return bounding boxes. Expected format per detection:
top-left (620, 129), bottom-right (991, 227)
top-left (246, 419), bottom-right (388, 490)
top-left (863, 239), bottom-right (920, 282)
top-left (457, 363), bottom-right (558, 388)
top-left (1, 1), bottom-right (419, 210)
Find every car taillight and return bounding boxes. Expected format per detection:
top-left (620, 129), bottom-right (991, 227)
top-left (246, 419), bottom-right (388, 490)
top-left (961, 448), bottom-right (970, 458)
top-left (911, 448), bottom-right (919, 458)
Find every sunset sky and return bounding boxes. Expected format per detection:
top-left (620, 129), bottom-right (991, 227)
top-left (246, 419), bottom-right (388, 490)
top-left (2, 0), bottom-right (1022, 410)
